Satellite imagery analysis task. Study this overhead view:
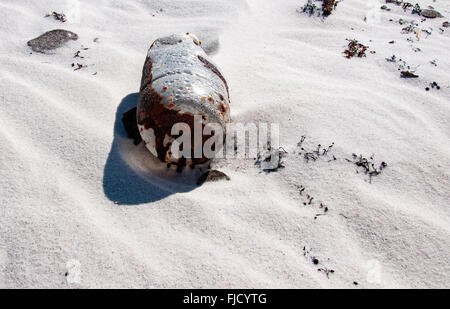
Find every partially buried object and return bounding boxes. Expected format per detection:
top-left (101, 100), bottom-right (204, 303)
top-left (27, 29), bottom-right (78, 53)
top-left (197, 170), bottom-right (230, 185)
top-left (131, 33), bottom-right (231, 169)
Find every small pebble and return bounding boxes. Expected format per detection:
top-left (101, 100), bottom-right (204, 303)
top-left (27, 29), bottom-right (78, 53)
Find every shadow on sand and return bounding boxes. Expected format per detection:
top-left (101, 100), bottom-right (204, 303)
top-left (103, 93), bottom-right (202, 205)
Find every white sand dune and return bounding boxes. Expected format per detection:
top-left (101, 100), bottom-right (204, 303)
top-left (0, 0), bottom-right (449, 288)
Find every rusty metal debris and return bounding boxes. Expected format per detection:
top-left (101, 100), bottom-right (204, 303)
top-left (136, 33), bottom-right (231, 169)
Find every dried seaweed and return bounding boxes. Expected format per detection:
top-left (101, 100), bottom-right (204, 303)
top-left (302, 247), bottom-right (335, 278)
top-left (346, 154), bottom-right (387, 183)
top-left (322, 0), bottom-right (336, 16)
top-left (344, 39), bottom-right (369, 59)
top-left (299, 0), bottom-right (340, 17)
top-left (45, 11), bottom-right (67, 22)
top-left (298, 136), bottom-right (336, 162)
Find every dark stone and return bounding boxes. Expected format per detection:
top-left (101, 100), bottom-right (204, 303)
top-left (400, 71), bottom-right (419, 78)
top-left (443, 21), bottom-right (450, 28)
top-left (421, 9), bottom-right (443, 19)
top-left (122, 107), bottom-right (142, 145)
top-left (197, 170), bottom-right (230, 185)
top-left (27, 29), bottom-right (78, 53)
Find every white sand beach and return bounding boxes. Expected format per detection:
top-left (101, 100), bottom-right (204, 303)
top-left (0, 0), bottom-right (449, 288)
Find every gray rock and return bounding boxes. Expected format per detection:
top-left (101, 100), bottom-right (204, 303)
top-left (443, 21), bottom-right (450, 28)
top-left (421, 9), bottom-right (443, 19)
top-left (27, 29), bottom-right (78, 53)
top-left (197, 170), bottom-right (230, 185)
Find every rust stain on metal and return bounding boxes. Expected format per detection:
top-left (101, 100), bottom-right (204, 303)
top-left (136, 33), bottom-right (230, 168)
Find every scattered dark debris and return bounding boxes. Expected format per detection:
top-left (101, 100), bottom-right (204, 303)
top-left (322, 0), bottom-right (337, 16)
top-left (386, 54), bottom-right (397, 63)
top-left (296, 185), bottom-right (330, 217)
top-left (318, 267), bottom-right (335, 278)
top-left (303, 246), bottom-right (333, 275)
top-left (443, 22), bottom-right (450, 28)
top-left (411, 3), bottom-right (421, 15)
top-left (421, 9), bottom-right (443, 19)
top-left (402, 2), bottom-right (413, 12)
top-left (299, 0), bottom-right (320, 16)
top-left (299, 0), bottom-right (340, 17)
top-left (411, 46), bottom-right (421, 53)
top-left (302, 246), bottom-right (310, 256)
top-left (122, 107), bottom-right (142, 145)
top-left (93, 37), bottom-right (100, 43)
top-left (74, 50), bottom-right (84, 58)
top-left (298, 136), bottom-right (335, 162)
top-left (346, 154), bottom-right (387, 183)
top-left (389, 40), bottom-right (395, 44)
top-left (380, 5), bottom-right (391, 11)
top-left (339, 213), bottom-right (349, 219)
top-left (27, 29), bottom-right (78, 53)
top-left (422, 28), bottom-right (432, 38)
top-left (428, 81), bottom-right (441, 91)
top-left (401, 70), bottom-right (419, 78)
top-left (197, 170), bottom-right (230, 185)
top-left (385, 0), bottom-right (402, 5)
top-left (401, 24), bottom-right (417, 34)
top-left (385, 2), bottom-right (442, 19)
top-left (73, 63), bottom-right (86, 71)
top-left (398, 18), bottom-right (418, 27)
top-left (353, 281), bottom-right (358, 285)
top-left (344, 39), bottom-right (369, 59)
top-left (255, 144), bottom-right (287, 172)
top-left (386, 55), bottom-right (419, 77)
top-left (45, 11), bottom-right (67, 22)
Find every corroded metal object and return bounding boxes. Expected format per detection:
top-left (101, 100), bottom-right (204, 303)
top-left (137, 33), bottom-right (230, 167)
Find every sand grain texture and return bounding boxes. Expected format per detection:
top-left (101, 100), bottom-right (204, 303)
top-left (0, 0), bottom-right (449, 288)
